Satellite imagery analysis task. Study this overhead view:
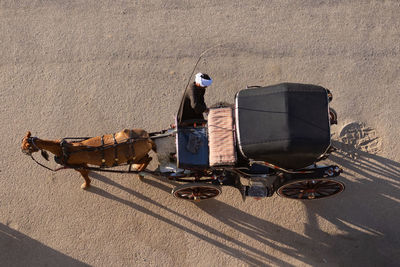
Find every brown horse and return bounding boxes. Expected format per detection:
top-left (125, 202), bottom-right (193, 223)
top-left (21, 129), bottom-right (156, 189)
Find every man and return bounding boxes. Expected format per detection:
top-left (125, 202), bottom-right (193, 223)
top-left (177, 72), bottom-right (212, 125)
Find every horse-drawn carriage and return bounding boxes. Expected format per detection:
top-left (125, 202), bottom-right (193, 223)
top-left (22, 83), bottom-right (344, 202)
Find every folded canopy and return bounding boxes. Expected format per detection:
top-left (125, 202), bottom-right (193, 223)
top-left (235, 83), bottom-right (331, 170)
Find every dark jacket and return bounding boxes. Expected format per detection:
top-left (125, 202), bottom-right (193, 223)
top-left (177, 83), bottom-right (207, 124)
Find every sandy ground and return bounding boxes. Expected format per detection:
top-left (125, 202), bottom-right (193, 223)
top-left (1, 0), bottom-right (399, 266)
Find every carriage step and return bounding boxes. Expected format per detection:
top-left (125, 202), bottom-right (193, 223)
top-left (245, 178), bottom-right (273, 198)
top-left (246, 185), bottom-right (269, 198)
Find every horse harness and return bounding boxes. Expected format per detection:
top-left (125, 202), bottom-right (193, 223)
top-left (25, 131), bottom-right (164, 174)
top-left (56, 134), bottom-right (136, 168)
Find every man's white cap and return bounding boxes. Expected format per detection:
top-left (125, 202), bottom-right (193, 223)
top-left (195, 73), bottom-right (212, 87)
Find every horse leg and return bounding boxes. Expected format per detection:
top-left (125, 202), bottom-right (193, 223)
top-left (138, 155), bottom-right (152, 171)
top-left (133, 155), bottom-right (152, 181)
top-left (77, 165), bottom-right (91, 190)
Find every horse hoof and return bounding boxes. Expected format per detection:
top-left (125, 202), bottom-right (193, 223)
top-left (81, 183), bottom-right (90, 190)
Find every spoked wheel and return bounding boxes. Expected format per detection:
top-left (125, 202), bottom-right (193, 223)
top-left (172, 183), bottom-right (222, 202)
top-left (276, 178), bottom-right (345, 200)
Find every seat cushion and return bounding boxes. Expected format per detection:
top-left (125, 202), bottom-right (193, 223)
top-left (208, 107), bottom-right (237, 166)
top-left (235, 83), bottom-right (331, 170)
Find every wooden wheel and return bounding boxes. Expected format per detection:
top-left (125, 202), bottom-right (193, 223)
top-left (172, 183), bottom-right (222, 202)
top-left (276, 178), bottom-right (344, 200)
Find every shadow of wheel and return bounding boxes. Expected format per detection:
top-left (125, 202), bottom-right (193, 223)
top-left (276, 178), bottom-right (345, 200)
top-left (172, 183), bottom-right (222, 202)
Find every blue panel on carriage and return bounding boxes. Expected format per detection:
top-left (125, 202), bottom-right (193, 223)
top-left (176, 127), bottom-right (209, 169)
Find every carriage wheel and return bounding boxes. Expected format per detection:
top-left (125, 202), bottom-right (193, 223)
top-left (172, 183), bottom-right (222, 202)
top-left (276, 178), bottom-right (344, 200)
top-left (329, 108), bottom-right (338, 125)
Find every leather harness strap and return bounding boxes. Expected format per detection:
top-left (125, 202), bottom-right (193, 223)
top-left (112, 133), bottom-right (119, 167)
top-left (57, 134), bottom-right (137, 169)
top-left (100, 135), bottom-right (106, 168)
top-left (127, 131), bottom-right (135, 166)
top-left (60, 139), bottom-right (69, 165)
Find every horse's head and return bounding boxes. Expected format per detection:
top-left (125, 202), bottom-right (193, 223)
top-left (21, 131), bottom-right (50, 160)
top-left (21, 131), bottom-right (39, 155)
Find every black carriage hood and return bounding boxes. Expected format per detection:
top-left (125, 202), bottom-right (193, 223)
top-left (235, 83), bottom-right (331, 170)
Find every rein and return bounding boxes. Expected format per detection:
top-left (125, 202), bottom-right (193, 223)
top-left (29, 154), bottom-right (67, 172)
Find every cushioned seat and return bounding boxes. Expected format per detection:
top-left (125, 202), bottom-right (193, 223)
top-left (208, 107), bottom-right (237, 166)
top-left (235, 83), bottom-right (331, 170)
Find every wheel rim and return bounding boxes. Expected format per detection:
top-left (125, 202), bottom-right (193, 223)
top-left (172, 183), bottom-right (222, 202)
top-left (276, 178), bottom-right (344, 200)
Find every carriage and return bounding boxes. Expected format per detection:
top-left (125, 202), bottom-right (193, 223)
top-left (149, 82), bottom-right (344, 202)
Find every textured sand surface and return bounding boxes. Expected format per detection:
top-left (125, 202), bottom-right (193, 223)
top-left (1, 1), bottom-right (399, 266)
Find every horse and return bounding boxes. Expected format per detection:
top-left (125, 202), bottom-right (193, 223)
top-left (21, 129), bottom-right (156, 189)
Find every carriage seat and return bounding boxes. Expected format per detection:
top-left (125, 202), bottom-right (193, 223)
top-left (235, 83), bottom-right (331, 170)
top-left (208, 107), bottom-right (237, 167)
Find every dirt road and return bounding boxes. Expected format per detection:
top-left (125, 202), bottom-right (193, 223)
top-left (1, 1), bottom-right (399, 266)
